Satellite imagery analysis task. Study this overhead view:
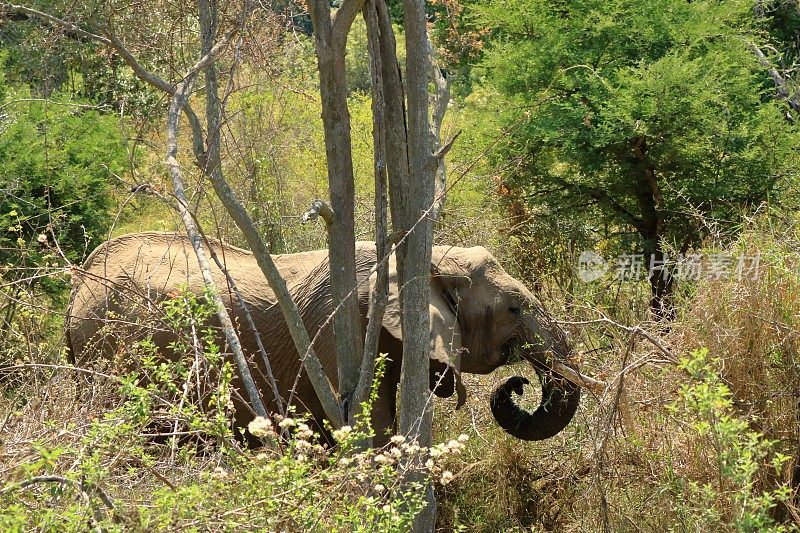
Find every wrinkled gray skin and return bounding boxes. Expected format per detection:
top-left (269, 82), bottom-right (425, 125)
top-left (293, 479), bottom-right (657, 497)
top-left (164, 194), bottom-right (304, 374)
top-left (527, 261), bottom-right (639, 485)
top-left (66, 232), bottom-right (580, 446)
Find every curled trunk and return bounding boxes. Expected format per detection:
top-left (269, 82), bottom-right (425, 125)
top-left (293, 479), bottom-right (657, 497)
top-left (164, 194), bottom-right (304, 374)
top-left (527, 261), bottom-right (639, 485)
top-left (490, 369), bottom-right (580, 441)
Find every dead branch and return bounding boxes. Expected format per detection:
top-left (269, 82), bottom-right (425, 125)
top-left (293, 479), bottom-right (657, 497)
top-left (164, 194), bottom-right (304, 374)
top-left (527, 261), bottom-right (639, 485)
top-left (550, 360), bottom-right (606, 395)
top-left (3, 474), bottom-right (119, 525)
top-left (749, 42), bottom-right (800, 118)
top-left (557, 316), bottom-right (679, 363)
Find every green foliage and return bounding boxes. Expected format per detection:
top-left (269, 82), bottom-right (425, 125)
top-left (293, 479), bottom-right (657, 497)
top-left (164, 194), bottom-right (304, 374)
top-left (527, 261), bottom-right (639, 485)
top-left (0, 286), bottom-right (444, 531)
top-left (0, 10), bottom-right (159, 115)
top-left (217, 53), bottom-right (383, 253)
top-left (760, 0), bottom-right (800, 70)
top-left (474, 0), bottom-right (800, 261)
top-left (0, 77), bottom-right (127, 298)
top-left (666, 348), bottom-right (793, 531)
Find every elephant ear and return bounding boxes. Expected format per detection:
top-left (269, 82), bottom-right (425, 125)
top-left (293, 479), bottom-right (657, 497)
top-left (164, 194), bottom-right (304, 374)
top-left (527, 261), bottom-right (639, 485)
top-left (379, 253), bottom-right (467, 409)
top-left (428, 287), bottom-right (466, 409)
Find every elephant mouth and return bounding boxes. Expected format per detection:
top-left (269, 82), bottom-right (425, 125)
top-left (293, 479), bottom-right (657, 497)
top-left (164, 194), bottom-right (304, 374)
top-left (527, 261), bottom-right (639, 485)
top-left (501, 337), bottom-right (537, 366)
top-left (500, 339), bottom-right (519, 364)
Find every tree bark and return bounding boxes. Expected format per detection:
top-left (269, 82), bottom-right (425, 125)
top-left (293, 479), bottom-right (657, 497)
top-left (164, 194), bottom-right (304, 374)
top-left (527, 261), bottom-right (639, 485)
top-left (632, 137), bottom-right (673, 320)
top-left (355, 0), bottom-right (391, 428)
top-left (399, 0), bottom-right (438, 529)
top-left (307, 0), bottom-right (366, 424)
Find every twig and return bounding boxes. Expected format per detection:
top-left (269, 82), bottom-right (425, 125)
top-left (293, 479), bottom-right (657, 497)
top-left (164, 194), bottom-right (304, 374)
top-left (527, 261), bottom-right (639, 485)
top-left (3, 475), bottom-right (119, 524)
top-left (204, 235), bottom-right (287, 420)
top-left (556, 316), bottom-right (678, 363)
top-left (125, 455), bottom-right (177, 490)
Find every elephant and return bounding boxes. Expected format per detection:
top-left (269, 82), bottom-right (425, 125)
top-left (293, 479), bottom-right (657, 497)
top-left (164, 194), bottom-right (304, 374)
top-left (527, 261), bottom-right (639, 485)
top-left (66, 232), bottom-right (581, 446)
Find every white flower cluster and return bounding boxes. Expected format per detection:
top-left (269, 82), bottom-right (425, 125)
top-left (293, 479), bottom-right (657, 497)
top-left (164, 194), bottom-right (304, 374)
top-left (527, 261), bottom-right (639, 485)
top-left (296, 423), bottom-right (314, 441)
top-left (332, 425), bottom-right (352, 442)
top-left (426, 434), bottom-right (468, 486)
top-left (388, 435), bottom-right (424, 456)
top-left (277, 416), bottom-right (296, 429)
top-left (429, 434), bottom-right (469, 458)
top-left (373, 452), bottom-right (394, 465)
top-left (440, 470), bottom-right (454, 485)
top-left (247, 416), bottom-right (274, 438)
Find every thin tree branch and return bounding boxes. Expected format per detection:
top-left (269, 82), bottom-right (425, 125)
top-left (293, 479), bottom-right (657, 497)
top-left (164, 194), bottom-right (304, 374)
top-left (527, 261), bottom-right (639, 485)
top-left (204, 233), bottom-right (287, 420)
top-left (3, 475), bottom-right (119, 525)
top-left (0, 3), bottom-right (110, 44)
top-left (166, 72), bottom-right (268, 418)
top-left (331, 0), bottom-right (367, 47)
top-left (101, 31), bottom-right (172, 93)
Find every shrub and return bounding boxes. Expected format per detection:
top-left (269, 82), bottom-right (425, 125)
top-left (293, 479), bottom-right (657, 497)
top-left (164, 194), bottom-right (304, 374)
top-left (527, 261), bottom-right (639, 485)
top-left (0, 286), bottom-right (466, 531)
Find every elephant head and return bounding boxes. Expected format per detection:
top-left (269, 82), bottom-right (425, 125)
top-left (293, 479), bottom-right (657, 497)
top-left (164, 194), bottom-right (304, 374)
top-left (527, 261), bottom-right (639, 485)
top-left (381, 245), bottom-right (580, 441)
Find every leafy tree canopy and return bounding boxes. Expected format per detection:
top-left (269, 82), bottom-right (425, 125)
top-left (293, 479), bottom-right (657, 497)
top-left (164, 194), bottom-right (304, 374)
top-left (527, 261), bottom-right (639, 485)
top-left (473, 0), bottom-right (800, 267)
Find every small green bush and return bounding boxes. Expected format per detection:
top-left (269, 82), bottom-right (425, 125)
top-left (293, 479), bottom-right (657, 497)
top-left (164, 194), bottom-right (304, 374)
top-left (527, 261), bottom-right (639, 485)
top-left (665, 348), bottom-right (793, 531)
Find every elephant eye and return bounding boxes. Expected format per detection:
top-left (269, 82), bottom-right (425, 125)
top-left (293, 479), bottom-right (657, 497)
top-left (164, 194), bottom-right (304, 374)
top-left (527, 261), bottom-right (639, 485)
top-left (508, 305), bottom-right (521, 316)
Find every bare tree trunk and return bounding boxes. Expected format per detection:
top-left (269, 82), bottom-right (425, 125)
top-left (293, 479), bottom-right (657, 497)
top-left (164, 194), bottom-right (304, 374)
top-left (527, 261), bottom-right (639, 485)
top-left (354, 0), bottom-right (391, 435)
top-left (365, 0), bottom-right (446, 527)
top-left (307, 0), bottom-right (366, 425)
top-left (375, 0), bottom-right (412, 244)
top-left (398, 0), bottom-right (435, 444)
top-left (399, 0), bottom-right (438, 529)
